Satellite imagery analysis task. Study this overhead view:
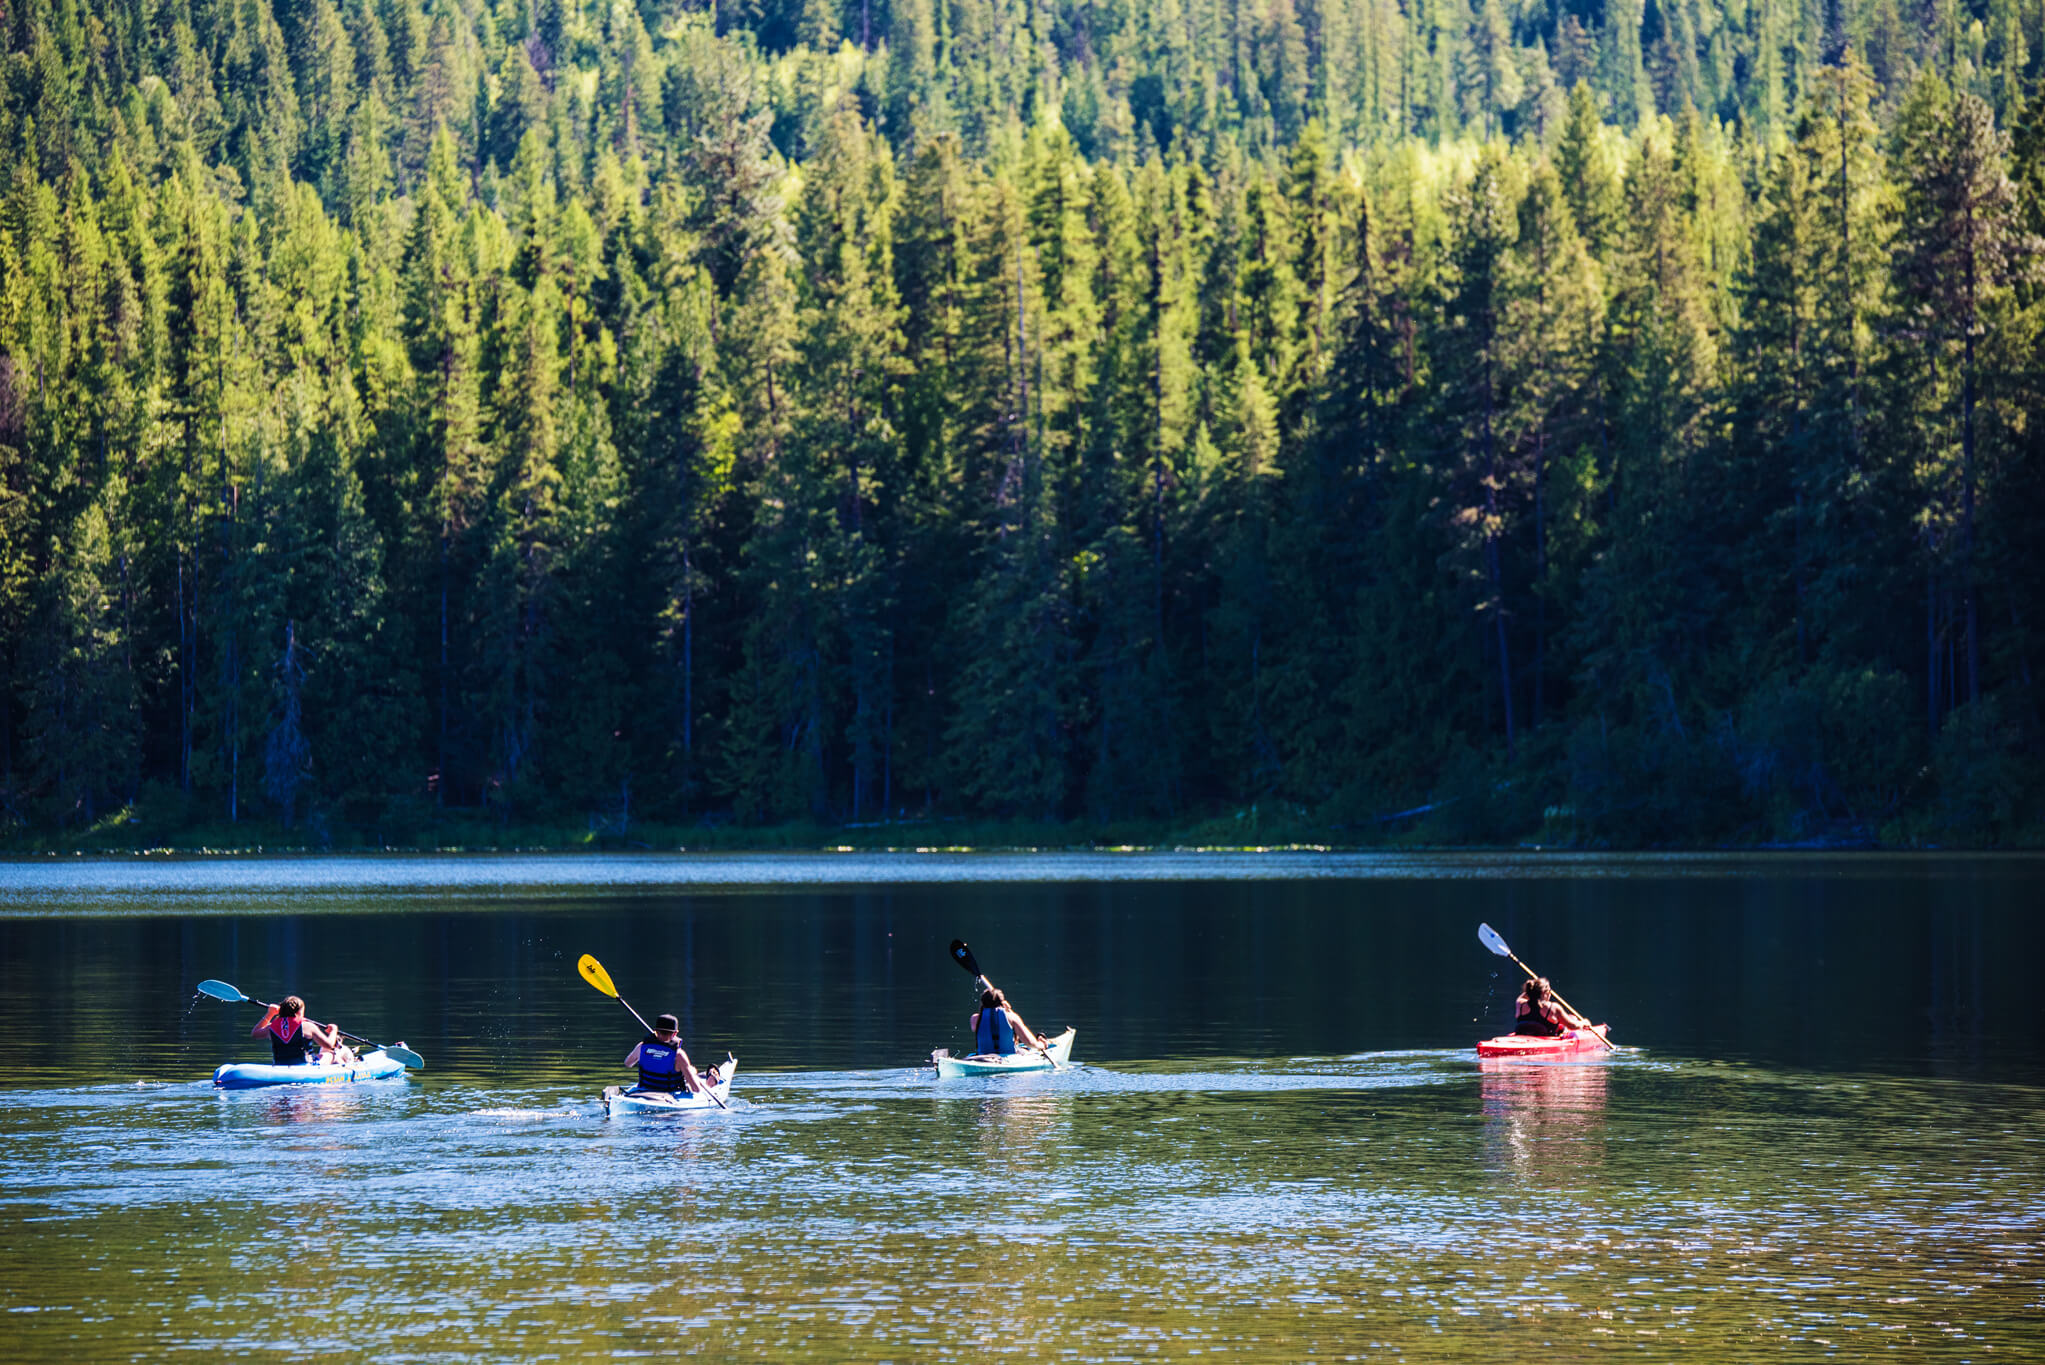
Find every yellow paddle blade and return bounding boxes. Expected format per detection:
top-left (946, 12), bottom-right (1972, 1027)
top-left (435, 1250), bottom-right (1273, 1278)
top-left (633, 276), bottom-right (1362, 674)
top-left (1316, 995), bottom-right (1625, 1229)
top-left (577, 954), bottom-right (619, 998)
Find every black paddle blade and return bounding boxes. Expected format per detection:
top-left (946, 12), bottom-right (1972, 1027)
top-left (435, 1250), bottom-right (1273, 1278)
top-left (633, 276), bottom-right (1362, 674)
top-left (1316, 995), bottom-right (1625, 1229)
top-left (948, 939), bottom-right (981, 978)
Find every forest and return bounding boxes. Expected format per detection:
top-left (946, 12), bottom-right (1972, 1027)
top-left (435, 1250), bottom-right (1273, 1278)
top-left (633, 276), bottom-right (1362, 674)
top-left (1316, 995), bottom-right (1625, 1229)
top-left (0, 0), bottom-right (2042, 847)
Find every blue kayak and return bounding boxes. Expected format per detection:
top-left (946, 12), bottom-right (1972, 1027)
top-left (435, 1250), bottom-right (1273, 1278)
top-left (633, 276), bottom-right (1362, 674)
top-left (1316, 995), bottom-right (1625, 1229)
top-left (212, 1049), bottom-right (409, 1089)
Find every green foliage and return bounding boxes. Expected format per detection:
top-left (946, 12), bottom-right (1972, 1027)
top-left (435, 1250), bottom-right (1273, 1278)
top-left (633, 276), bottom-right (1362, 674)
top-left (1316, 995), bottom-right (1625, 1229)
top-left (0, 2), bottom-right (2042, 848)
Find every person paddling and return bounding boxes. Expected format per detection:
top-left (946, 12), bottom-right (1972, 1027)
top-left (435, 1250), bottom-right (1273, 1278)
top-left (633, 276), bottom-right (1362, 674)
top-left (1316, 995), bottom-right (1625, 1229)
top-left (623, 1013), bottom-right (710, 1096)
top-left (968, 984), bottom-right (1045, 1058)
top-left (1513, 977), bottom-right (1595, 1038)
top-left (253, 996), bottom-right (354, 1066)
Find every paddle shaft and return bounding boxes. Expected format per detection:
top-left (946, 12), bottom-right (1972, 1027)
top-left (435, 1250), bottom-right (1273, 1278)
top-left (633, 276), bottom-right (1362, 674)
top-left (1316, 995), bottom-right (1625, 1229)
top-left (198, 981), bottom-right (419, 1066)
top-left (1497, 947), bottom-right (1612, 1050)
top-left (329, 1027), bottom-right (421, 1063)
top-left (219, 988), bottom-right (341, 1040)
top-left (260, 1007), bottom-right (390, 1058)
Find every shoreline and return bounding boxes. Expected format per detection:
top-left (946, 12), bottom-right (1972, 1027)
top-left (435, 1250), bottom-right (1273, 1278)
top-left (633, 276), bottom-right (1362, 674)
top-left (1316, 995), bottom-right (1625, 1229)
top-left (5, 840), bottom-right (2041, 861)
top-left (5, 827), bottom-right (2037, 857)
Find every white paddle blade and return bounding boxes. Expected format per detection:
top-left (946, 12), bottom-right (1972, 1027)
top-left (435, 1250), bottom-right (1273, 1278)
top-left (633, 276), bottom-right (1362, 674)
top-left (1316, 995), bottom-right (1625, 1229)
top-left (1477, 923), bottom-right (1512, 958)
top-left (196, 979), bottom-right (248, 1003)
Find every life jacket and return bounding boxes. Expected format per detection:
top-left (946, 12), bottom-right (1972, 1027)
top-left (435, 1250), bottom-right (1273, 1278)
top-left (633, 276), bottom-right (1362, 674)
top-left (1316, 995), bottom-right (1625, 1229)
top-left (1513, 1001), bottom-right (1565, 1038)
top-left (264, 1015), bottom-right (320, 1065)
top-left (636, 1035), bottom-right (686, 1093)
top-left (975, 1006), bottom-right (1016, 1056)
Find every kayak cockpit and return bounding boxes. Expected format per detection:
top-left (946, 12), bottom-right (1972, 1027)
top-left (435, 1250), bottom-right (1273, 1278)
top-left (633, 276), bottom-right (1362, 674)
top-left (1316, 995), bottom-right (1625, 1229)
top-left (600, 1057), bottom-right (737, 1117)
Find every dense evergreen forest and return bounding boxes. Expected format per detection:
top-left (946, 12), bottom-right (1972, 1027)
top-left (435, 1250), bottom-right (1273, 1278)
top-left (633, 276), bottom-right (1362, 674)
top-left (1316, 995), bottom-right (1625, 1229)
top-left (2, 0), bottom-right (2043, 846)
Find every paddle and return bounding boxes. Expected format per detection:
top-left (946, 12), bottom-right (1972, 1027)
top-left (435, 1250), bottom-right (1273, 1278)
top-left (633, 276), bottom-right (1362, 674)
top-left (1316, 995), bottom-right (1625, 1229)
top-left (194, 979), bottom-right (425, 1069)
top-left (576, 954), bottom-right (727, 1110)
top-left (1474, 925), bottom-right (1614, 1050)
top-left (947, 939), bottom-right (1059, 1069)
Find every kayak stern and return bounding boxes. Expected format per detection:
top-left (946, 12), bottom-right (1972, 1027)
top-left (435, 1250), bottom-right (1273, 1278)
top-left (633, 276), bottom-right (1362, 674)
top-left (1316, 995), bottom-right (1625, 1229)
top-left (1474, 1026), bottom-right (1611, 1060)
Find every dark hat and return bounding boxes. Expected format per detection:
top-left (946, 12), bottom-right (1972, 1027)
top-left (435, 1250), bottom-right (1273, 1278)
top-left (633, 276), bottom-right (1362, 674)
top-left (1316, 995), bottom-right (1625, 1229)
top-left (654, 1013), bottom-right (680, 1033)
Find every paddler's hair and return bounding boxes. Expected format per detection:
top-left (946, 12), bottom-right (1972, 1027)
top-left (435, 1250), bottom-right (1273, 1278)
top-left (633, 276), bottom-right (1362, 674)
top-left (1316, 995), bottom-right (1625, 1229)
top-left (279, 996), bottom-right (305, 1016)
top-left (1523, 979), bottom-right (1548, 1002)
top-left (980, 987), bottom-right (1006, 1009)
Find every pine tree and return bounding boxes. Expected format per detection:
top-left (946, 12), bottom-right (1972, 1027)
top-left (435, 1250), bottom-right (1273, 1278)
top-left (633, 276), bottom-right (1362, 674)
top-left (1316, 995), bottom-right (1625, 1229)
top-left (943, 176), bottom-right (1070, 818)
top-left (716, 220), bottom-right (822, 822)
top-left (400, 132), bottom-right (486, 804)
top-left (263, 619), bottom-right (312, 826)
top-left (1890, 76), bottom-right (2038, 727)
top-left (1436, 144), bottom-right (1523, 754)
top-left (793, 105), bottom-right (908, 819)
top-left (478, 271), bottom-right (566, 809)
top-left (1577, 124), bottom-right (1719, 734)
top-left (1499, 159), bottom-right (1602, 727)
top-left (21, 496), bottom-right (138, 825)
top-left (1555, 83), bottom-right (1623, 259)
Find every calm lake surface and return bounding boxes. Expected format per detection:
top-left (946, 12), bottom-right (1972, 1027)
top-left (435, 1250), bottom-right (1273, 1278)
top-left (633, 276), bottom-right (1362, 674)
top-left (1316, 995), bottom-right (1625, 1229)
top-left (0, 852), bottom-right (2039, 1361)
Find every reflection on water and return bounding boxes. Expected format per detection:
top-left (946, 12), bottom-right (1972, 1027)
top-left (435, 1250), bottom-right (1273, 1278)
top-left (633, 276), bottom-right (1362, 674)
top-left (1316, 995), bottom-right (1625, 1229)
top-left (1480, 1058), bottom-right (1610, 1182)
top-left (0, 856), bottom-right (2041, 1360)
top-left (965, 1093), bottom-right (1070, 1175)
top-left (225, 1079), bottom-right (413, 1129)
top-left (3, 1057), bottom-right (2043, 1359)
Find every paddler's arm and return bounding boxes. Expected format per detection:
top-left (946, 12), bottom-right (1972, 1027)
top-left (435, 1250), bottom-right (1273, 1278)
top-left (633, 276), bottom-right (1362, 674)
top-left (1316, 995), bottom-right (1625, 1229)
top-left (1009, 1010), bottom-right (1044, 1051)
top-left (623, 1042), bottom-right (644, 1067)
top-left (303, 1019), bottom-right (343, 1050)
top-left (676, 1048), bottom-right (707, 1093)
top-left (251, 1004), bottom-right (279, 1038)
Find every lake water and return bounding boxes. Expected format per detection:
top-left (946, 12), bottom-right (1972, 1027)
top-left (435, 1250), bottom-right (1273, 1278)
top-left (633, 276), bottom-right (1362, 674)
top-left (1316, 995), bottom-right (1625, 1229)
top-left (0, 852), bottom-right (2039, 1360)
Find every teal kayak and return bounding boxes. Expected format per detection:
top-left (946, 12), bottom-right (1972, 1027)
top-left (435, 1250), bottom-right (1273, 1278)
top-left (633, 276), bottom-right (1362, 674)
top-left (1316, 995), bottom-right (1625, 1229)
top-left (601, 1059), bottom-right (736, 1117)
top-left (213, 1050), bottom-right (409, 1089)
top-left (932, 1027), bottom-right (1076, 1078)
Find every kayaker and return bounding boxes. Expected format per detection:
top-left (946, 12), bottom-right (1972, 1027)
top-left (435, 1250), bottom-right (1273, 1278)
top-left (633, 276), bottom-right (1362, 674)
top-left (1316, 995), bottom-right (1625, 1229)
top-left (252, 996), bottom-right (353, 1066)
top-left (1513, 978), bottom-right (1592, 1037)
top-left (968, 986), bottom-right (1045, 1057)
top-left (624, 1014), bottom-right (709, 1095)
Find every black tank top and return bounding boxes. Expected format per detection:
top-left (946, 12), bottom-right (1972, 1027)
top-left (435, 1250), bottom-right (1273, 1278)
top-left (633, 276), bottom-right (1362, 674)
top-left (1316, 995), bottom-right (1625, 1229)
top-left (268, 1018), bottom-right (320, 1065)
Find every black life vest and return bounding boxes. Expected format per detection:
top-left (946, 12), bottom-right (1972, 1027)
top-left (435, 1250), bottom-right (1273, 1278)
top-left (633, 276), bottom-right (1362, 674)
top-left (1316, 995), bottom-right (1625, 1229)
top-left (636, 1035), bottom-right (686, 1093)
top-left (975, 1006), bottom-right (1016, 1056)
top-left (1514, 1001), bottom-right (1564, 1037)
top-left (266, 1016), bottom-right (320, 1065)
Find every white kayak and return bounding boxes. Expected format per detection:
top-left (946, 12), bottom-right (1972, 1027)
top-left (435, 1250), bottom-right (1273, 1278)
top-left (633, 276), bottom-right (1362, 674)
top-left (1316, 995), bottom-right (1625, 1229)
top-left (213, 1050), bottom-right (409, 1089)
top-left (932, 1027), bottom-right (1076, 1078)
top-left (602, 1060), bottom-right (737, 1117)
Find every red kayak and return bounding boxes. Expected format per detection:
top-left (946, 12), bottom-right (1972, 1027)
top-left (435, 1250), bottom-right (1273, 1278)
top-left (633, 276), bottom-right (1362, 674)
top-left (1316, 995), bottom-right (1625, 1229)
top-left (1475, 1025), bottom-right (1611, 1059)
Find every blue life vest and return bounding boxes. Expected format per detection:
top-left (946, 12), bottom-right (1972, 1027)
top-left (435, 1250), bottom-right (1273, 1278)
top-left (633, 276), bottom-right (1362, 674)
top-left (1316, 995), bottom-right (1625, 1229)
top-left (267, 1017), bottom-right (319, 1066)
top-left (975, 1006), bottom-right (1016, 1056)
top-left (636, 1035), bottom-right (685, 1092)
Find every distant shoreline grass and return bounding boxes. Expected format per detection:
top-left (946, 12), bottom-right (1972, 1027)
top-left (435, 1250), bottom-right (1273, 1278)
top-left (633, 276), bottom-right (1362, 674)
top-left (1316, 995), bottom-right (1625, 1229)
top-left (2, 811), bottom-right (1356, 856)
top-left (4, 805), bottom-right (2037, 854)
